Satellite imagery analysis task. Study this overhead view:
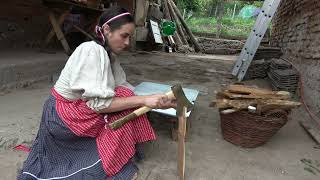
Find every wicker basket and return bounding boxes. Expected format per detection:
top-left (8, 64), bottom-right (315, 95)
top-left (220, 109), bottom-right (289, 148)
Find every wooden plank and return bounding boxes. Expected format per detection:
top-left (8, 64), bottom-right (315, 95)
top-left (135, 26), bottom-right (149, 41)
top-left (178, 107), bottom-right (187, 180)
top-left (134, 0), bottom-right (149, 26)
top-left (48, 10), bottom-right (71, 55)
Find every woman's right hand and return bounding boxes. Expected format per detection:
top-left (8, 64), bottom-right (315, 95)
top-left (143, 94), bottom-right (177, 109)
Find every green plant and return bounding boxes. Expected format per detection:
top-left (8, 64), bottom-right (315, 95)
top-left (186, 16), bottom-right (256, 38)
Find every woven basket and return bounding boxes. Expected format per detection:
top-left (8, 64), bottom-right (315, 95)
top-left (220, 109), bottom-right (288, 148)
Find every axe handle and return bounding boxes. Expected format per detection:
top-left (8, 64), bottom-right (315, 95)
top-left (178, 106), bottom-right (187, 180)
top-left (109, 91), bottom-right (175, 130)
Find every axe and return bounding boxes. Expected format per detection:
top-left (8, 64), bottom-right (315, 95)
top-left (109, 84), bottom-right (193, 130)
top-left (109, 84), bottom-right (193, 180)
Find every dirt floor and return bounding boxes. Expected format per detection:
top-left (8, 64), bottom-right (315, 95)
top-left (0, 50), bottom-right (320, 180)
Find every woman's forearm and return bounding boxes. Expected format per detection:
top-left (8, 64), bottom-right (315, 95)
top-left (96, 93), bottom-right (176, 114)
top-left (97, 96), bottom-right (146, 113)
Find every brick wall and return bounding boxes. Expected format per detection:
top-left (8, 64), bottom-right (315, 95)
top-left (271, 0), bottom-right (320, 114)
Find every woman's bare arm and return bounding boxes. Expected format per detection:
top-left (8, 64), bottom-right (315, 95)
top-left (96, 94), bottom-right (176, 114)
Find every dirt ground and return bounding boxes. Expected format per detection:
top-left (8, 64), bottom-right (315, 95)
top-left (0, 50), bottom-right (319, 180)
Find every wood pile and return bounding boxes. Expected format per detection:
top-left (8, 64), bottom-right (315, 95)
top-left (210, 84), bottom-right (301, 115)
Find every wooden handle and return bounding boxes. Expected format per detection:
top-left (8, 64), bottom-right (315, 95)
top-left (109, 90), bottom-right (175, 130)
top-left (166, 91), bottom-right (175, 99)
top-left (133, 106), bottom-right (152, 116)
top-left (178, 106), bottom-right (187, 180)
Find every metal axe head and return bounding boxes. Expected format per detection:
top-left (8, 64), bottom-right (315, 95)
top-left (171, 84), bottom-right (194, 116)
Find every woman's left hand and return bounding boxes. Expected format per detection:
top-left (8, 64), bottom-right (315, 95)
top-left (157, 95), bottom-right (177, 109)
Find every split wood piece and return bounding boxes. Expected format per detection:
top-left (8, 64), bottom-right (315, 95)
top-left (216, 90), bottom-right (291, 100)
top-left (210, 99), bottom-right (257, 110)
top-left (210, 99), bottom-right (301, 114)
top-left (166, 0), bottom-right (188, 45)
top-left (48, 10), bottom-right (71, 55)
top-left (256, 99), bottom-right (301, 114)
top-left (227, 85), bottom-right (291, 97)
top-left (168, 0), bottom-right (202, 52)
top-left (178, 106), bottom-right (187, 180)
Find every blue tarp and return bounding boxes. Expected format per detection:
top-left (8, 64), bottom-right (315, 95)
top-left (238, 5), bottom-right (260, 19)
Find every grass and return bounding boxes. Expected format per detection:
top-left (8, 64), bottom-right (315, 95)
top-left (186, 17), bottom-right (256, 38)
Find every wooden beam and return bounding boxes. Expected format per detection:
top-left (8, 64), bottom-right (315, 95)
top-left (48, 10), bottom-right (71, 55)
top-left (162, 0), bottom-right (172, 20)
top-left (162, 0), bottom-right (183, 46)
top-left (134, 0), bottom-right (150, 26)
top-left (166, 0), bottom-right (188, 45)
top-left (168, 0), bottom-right (202, 52)
top-left (42, 9), bottom-right (70, 49)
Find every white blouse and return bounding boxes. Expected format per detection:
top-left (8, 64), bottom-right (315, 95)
top-left (54, 41), bottom-right (133, 111)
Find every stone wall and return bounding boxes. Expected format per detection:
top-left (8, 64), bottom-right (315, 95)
top-left (271, 0), bottom-right (320, 113)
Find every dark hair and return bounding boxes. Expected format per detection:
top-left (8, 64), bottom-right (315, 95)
top-left (98, 6), bottom-right (134, 32)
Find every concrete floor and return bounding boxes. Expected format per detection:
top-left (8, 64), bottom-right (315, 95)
top-left (0, 50), bottom-right (319, 180)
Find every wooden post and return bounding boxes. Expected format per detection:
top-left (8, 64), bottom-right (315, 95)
top-left (48, 10), bottom-right (71, 55)
top-left (163, 0), bottom-right (172, 20)
top-left (134, 0), bottom-right (150, 26)
top-left (166, 0), bottom-right (188, 45)
top-left (178, 106), bottom-right (187, 180)
top-left (168, 0), bottom-right (202, 52)
top-left (163, 0), bottom-right (183, 46)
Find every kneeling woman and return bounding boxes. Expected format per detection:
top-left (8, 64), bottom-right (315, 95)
top-left (19, 6), bottom-right (176, 180)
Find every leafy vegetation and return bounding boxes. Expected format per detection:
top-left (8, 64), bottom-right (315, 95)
top-left (176, 0), bottom-right (264, 38)
top-left (186, 17), bottom-right (256, 38)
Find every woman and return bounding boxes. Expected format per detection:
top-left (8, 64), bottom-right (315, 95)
top-left (18, 6), bottom-right (176, 180)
